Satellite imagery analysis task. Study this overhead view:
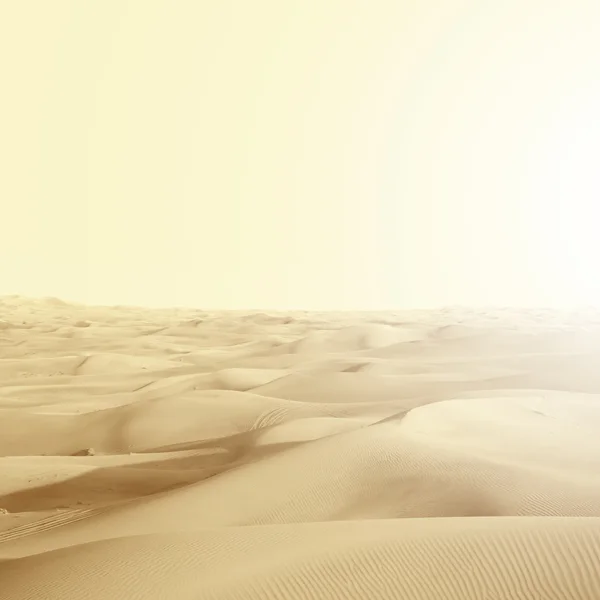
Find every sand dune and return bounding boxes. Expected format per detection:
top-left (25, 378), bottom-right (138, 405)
top-left (2, 298), bottom-right (600, 598)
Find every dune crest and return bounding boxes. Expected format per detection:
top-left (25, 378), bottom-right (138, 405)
top-left (2, 297), bottom-right (600, 598)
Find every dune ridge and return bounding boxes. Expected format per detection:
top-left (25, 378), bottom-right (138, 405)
top-left (2, 297), bottom-right (600, 598)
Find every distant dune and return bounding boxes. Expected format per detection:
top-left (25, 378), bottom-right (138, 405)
top-left (2, 297), bottom-right (600, 598)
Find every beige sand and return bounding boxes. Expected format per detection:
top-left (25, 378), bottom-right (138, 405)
top-left (2, 297), bottom-right (600, 598)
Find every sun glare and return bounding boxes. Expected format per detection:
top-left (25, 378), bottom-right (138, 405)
top-left (523, 84), bottom-right (600, 307)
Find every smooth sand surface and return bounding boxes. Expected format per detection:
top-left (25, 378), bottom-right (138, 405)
top-left (2, 298), bottom-right (600, 598)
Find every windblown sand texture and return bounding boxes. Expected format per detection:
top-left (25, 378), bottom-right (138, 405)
top-left (2, 297), bottom-right (600, 598)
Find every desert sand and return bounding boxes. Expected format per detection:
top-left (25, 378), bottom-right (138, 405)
top-left (2, 297), bottom-right (600, 598)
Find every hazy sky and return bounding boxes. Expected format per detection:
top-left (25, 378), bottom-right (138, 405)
top-left (3, 1), bottom-right (600, 309)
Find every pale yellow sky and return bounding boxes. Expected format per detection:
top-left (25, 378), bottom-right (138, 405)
top-left (2, 1), bottom-right (600, 309)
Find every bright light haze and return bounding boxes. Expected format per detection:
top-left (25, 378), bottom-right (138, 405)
top-left (3, 0), bottom-right (600, 309)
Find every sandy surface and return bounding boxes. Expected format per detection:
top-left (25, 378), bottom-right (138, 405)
top-left (2, 297), bottom-right (600, 598)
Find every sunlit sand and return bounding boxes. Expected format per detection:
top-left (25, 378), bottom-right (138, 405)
top-left (2, 296), bottom-right (600, 598)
